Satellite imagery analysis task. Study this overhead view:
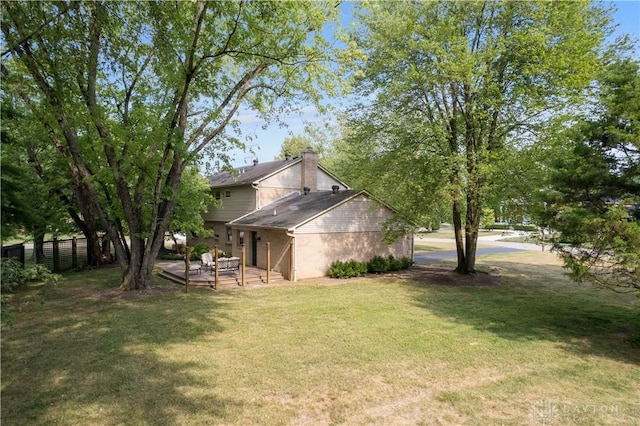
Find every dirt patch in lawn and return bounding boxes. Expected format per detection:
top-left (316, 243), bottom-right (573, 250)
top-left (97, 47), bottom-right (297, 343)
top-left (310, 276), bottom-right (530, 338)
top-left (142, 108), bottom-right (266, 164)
top-left (82, 285), bottom-right (182, 301)
top-left (388, 264), bottom-right (501, 286)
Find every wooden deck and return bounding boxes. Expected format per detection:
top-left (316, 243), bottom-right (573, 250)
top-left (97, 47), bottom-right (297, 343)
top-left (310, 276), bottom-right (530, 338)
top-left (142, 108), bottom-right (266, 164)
top-left (157, 261), bottom-right (286, 290)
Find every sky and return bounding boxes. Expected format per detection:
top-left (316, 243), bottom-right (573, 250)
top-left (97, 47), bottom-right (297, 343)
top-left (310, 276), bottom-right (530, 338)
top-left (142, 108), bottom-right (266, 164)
top-left (224, 1), bottom-right (640, 168)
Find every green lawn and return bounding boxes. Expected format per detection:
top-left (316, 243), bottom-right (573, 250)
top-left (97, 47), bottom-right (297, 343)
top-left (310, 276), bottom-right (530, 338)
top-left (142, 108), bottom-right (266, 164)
top-left (2, 253), bottom-right (639, 425)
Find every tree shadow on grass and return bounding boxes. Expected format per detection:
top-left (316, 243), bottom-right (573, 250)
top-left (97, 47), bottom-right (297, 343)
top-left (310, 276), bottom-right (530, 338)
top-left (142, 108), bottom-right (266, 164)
top-left (401, 261), bottom-right (640, 365)
top-left (0, 269), bottom-right (252, 425)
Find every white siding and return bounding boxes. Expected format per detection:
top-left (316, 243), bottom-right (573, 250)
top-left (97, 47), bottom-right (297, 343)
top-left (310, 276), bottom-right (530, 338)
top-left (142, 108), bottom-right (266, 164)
top-left (260, 164), bottom-right (302, 189)
top-left (317, 171), bottom-right (347, 191)
top-left (201, 185), bottom-right (257, 222)
top-left (296, 195), bottom-right (393, 234)
top-left (259, 164), bottom-right (347, 193)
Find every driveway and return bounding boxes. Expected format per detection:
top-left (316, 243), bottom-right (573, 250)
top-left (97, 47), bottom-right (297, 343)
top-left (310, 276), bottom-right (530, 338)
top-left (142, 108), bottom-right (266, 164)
top-left (414, 231), bottom-right (546, 263)
top-left (414, 246), bottom-right (530, 262)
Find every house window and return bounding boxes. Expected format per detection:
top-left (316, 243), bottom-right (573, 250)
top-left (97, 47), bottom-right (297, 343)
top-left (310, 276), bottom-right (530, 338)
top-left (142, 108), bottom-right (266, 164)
top-left (225, 189), bottom-right (231, 198)
top-left (226, 227), bottom-right (233, 244)
top-left (215, 191), bottom-right (221, 200)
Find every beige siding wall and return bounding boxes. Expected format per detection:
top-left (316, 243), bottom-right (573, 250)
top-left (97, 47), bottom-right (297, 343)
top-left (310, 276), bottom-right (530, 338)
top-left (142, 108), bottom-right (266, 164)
top-left (225, 227), bottom-right (411, 281)
top-left (317, 172), bottom-right (347, 191)
top-left (294, 232), bottom-right (412, 280)
top-left (227, 228), bottom-right (294, 280)
top-left (260, 164), bottom-right (302, 190)
top-left (259, 165), bottom-right (348, 206)
top-left (202, 185), bottom-right (257, 222)
top-left (296, 195), bottom-right (393, 234)
top-left (188, 221), bottom-right (234, 255)
top-left (258, 187), bottom-right (300, 208)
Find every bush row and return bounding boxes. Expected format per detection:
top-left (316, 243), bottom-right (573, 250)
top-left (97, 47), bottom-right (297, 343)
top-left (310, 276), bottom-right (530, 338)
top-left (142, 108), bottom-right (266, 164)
top-left (485, 223), bottom-right (538, 232)
top-left (328, 255), bottom-right (414, 279)
top-left (513, 224), bottom-right (538, 232)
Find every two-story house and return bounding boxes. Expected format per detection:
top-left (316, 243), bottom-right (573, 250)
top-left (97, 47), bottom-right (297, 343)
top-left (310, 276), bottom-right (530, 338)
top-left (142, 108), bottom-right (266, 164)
top-left (193, 149), bottom-right (413, 281)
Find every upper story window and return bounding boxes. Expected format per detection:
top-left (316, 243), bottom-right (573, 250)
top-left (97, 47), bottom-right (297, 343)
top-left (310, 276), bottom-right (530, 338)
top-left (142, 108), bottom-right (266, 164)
top-left (215, 191), bottom-right (221, 200)
top-left (225, 190), bottom-right (231, 198)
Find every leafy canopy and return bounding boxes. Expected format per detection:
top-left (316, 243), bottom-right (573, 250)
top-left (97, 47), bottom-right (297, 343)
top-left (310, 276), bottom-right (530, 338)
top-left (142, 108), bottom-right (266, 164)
top-left (544, 58), bottom-right (640, 292)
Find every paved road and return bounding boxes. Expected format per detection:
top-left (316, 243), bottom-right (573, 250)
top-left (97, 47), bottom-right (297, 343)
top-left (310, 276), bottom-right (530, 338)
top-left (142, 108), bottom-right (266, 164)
top-left (414, 231), bottom-right (546, 263)
top-left (415, 246), bottom-right (529, 262)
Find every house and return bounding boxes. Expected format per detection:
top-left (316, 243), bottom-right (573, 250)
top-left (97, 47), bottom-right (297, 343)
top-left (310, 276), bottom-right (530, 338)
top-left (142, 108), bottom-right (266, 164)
top-left (192, 149), bottom-right (413, 281)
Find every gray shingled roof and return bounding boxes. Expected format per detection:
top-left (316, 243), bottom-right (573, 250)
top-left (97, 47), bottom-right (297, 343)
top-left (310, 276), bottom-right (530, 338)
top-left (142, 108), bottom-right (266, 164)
top-left (229, 190), bottom-right (362, 230)
top-left (208, 157), bottom-right (299, 187)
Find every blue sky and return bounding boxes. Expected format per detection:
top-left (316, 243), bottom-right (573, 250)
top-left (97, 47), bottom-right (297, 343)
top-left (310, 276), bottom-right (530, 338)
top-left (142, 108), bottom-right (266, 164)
top-left (225, 1), bottom-right (640, 168)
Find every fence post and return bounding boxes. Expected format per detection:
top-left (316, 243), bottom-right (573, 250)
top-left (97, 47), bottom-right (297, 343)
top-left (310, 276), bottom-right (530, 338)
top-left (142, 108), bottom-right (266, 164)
top-left (289, 240), bottom-right (294, 282)
top-left (213, 245), bottom-right (219, 290)
top-left (52, 238), bottom-right (60, 273)
top-left (19, 243), bottom-right (25, 266)
top-left (184, 247), bottom-right (192, 294)
top-left (241, 244), bottom-right (246, 286)
top-left (266, 242), bottom-right (271, 284)
top-left (72, 237), bottom-right (78, 269)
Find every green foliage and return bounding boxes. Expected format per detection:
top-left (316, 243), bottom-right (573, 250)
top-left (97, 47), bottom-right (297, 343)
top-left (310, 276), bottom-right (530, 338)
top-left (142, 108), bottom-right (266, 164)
top-left (367, 256), bottom-right (389, 274)
top-left (328, 260), bottom-right (368, 279)
top-left (275, 135), bottom-right (325, 161)
top-left (1, 259), bottom-right (26, 293)
top-left (491, 224), bottom-right (511, 230)
top-left (1, 259), bottom-right (59, 326)
top-left (189, 243), bottom-right (211, 262)
top-left (0, 102), bottom-right (74, 242)
top-left (1, 1), bottom-right (342, 289)
top-left (344, 0), bottom-right (610, 274)
top-left (171, 168), bottom-right (216, 239)
top-left (387, 255), bottom-right (403, 272)
top-left (513, 224), bottom-right (538, 232)
top-left (1, 295), bottom-right (13, 326)
top-left (544, 59), bottom-right (640, 292)
top-left (400, 256), bottom-right (414, 270)
top-left (1, 260), bottom-right (60, 293)
top-left (329, 255), bottom-right (414, 278)
top-left (481, 208), bottom-right (496, 230)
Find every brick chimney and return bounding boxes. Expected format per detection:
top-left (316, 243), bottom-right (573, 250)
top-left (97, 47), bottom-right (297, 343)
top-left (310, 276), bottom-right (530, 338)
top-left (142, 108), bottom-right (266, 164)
top-left (300, 148), bottom-right (317, 192)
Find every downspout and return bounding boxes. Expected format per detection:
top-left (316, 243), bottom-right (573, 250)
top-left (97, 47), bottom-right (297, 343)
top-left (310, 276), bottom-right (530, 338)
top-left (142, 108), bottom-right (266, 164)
top-left (286, 229), bottom-right (297, 282)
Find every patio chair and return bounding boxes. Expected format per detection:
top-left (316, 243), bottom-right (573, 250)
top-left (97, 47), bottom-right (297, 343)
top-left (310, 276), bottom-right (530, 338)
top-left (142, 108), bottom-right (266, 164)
top-left (200, 252), bottom-right (215, 272)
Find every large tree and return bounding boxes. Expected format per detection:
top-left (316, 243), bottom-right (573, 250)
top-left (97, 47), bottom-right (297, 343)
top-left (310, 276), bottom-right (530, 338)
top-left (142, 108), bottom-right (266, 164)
top-left (1, 1), bottom-right (340, 289)
top-left (1, 96), bottom-right (111, 264)
top-left (543, 58), bottom-right (640, 292)
top-left (345, 0), bottom-right (610, 273)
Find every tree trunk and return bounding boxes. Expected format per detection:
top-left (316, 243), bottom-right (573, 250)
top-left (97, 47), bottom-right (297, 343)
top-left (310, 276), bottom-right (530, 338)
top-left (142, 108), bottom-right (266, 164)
top-left (101, 235), bottom-right (113, 263)
top-left (117, 224), bottom-right (171, 290)
top-left (120, 235), bottom-right (149, 290)
top-left (33, 228), bottom-right (45, 264)
top-left (452, 198), bottom-right (465, 272)
top-left (462, 176), bottom-right (483, 274)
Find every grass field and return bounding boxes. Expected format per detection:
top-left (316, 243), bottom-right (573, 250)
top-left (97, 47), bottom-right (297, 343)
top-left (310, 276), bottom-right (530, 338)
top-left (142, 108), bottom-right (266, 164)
top-left (2, 251), bottom-right (639, 425)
